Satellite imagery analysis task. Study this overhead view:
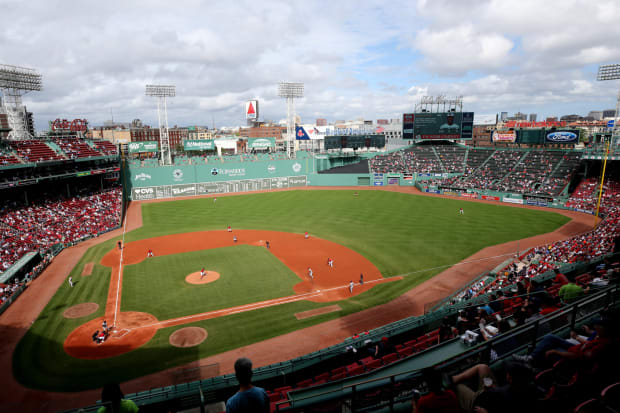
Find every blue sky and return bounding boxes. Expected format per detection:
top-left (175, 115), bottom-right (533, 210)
top-left (1, 0), bottom-right (619, 130)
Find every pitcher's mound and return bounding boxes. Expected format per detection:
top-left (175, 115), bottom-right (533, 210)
top-left (186, 271), bottom-right (220, 284)
top-left (63, 302), bottom-right (99, 319)
top-left (170, 327), bottom-right (208, 348)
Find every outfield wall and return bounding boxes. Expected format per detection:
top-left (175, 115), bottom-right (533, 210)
top-left (126, 158), bottom-right (314, 200)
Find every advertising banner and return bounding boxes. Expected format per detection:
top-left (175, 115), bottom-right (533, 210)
top-left (482, 195), bottom-right (500, 201)
top-left (545, 130), bottom-right (579, 144)
top-left (414, 112), bottom-right (463, 140)
top-left (128, 141), bottom-right (159, 153)
top-left (171, 184), bottom-right (196, 197)
top-left (133, 186), bottom-right (156, 200)
top-left (183, 140), bottom-right (215, 151)
top-left (246, 100), bottom-right (258, 120)
top-left (492, 131), bottom-right (516, 142)
top-left (461, 193), bottom-right (478, 198)
top-left (502, 197), bottom-right (524, 204)
top-left (248, 137), bottom-right (275, 149)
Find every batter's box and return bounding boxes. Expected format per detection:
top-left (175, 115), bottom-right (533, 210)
top-left (114, 328), bottom-right (131, 338)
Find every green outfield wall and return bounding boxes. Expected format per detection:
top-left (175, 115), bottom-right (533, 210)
top-left (126, 158), bottom-right (314, 200)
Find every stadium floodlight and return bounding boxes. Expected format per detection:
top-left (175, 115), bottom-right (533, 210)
top-left (593, 64), bottom-right (620, 226)
top-left (278, 82), bottom-right (304, 158)
top-left (597, 64), bottom-right (620, 81)
top-left (0, 64), bottom-right (42, 140)
top-left (145, 84), bottom-right (175, 165)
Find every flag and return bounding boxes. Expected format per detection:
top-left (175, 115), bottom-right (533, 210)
top-left (295, 125), bottom-right (310, 140)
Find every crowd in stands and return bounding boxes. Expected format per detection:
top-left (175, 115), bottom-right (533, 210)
top-left (0, 279), bottom-right (23, 305)
top-left (493, 150), bottom-right (563, 194)
top-left (0, 147), bottom-right (21, 166)
top-left (566, 177), bottom-right (620, 214)
top-left (452, 150), bottom-right (525, 191)
top-left (534, 152), bottom-right (582, 196)
top-left (403, 146), bottom-right (443, 174)
top-left (52, 137), bottom-right (102, 159)
top-left (8, 140), bottom-right (66, 162)
top-left (436, 146), bottom-right (467, 173)
top-left (0, 187), bottom-right (122, 272)
top-left (4, 138), bottom-right (120, 164)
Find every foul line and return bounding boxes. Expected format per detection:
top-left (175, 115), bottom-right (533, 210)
top-left (125, 277), bottom-right (397, 331)
top-left (113, 209), bottom-right (128, 327)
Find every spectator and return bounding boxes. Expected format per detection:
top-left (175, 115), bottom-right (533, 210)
top-left (412, 367), bottom-right (459, 413)
top-left (97, 382), bottom-right (138, 413)
top-left (449, 361), bottom-right (535, 413)
top-left (226, 357), bottom-right (269, 413)
top-left (558, 282), bottom-right (584, 303)
top-left (513, 315), bottom-right (614, 368)
top-left (552, 268), bottom-right (569, 286)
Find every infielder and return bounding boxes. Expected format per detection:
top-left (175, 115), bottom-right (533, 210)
top-left (308, 267), bottom-right (313, 280)
top-left (349, 280), bottom-right (354, 294)
top-left (147, 249), bottom-right (154, 257)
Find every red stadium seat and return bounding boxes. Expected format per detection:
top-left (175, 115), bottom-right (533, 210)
top-left (381, 353), bottom-right (399, 364)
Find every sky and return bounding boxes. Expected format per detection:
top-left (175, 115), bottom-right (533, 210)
top-left (2, 0), bottom-right (620, 131)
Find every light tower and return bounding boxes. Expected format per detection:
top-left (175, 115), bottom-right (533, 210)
top-left (0, 64), bottom-right (42, 139)
top-left (145, 84), bottom-right (175, 165)
top-left (593, 63), bottom-right (620, 226)
top-left (278, 81), bottom-right (304, 158)
top-left (597, 64), bottom-right (620, 151)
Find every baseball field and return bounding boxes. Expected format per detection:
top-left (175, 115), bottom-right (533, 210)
top-left (13, 189), bottom-right (570, 391)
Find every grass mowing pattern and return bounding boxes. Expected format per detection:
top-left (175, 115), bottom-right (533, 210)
top-left (122, 246), bottom-right (300, 320)
top-left (14, 190), bottom-right (571, 391)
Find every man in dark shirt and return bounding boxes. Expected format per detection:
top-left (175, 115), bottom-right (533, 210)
top-left (226, 358), bottom-right (269, 413)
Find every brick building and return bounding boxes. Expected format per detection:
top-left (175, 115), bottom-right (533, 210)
top-left (239, 126), bottom-right (285, 139)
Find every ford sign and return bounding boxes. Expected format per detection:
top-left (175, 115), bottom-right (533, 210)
top-left (546, 131), bottom-right (578, 142)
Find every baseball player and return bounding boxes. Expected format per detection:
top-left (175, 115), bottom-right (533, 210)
top-left (329, 258), bottom-right (334, 268)
top-left (117, 241), bottom-right (122, 250)
top-left (266, 241), bottom-right (270, 249)
top-left (359, 273), bottom-right (364, 285)
top-left (214, 197), bottom-right (217, 203)
top-left (459, 207), bottom-right (464, 215)
top-left (233, 235), bottom-right (238, 243)
top-left (308, 267), bottom-right (313, 280)
top-left (304, 231), bottom-right (309, 239)
top-left (68, 276), bottom-right (73, 288)
top-left (349, 280), bottom-right (354, 294)
top-left (102, 319), bottom-right (108, 332)
top-left (200, 268), bottom-right (206, 279)
top-left (227, 226), bottom-right (232, 232)
top-left (147, 249), bottom-right (154, 257)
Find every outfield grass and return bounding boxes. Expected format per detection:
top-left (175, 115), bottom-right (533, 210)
top-left (122, 246), bottom-right (300, 320)
top-left (13, 190), bottom-right (571, 391)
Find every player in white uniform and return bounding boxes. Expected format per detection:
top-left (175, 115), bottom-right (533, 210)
top-left (308, 267), bottom-right (313, 280)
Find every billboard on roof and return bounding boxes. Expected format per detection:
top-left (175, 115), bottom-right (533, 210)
top-left (246, 100), bottom-right (258, 120)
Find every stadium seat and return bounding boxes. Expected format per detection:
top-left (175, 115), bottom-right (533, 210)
top-left (297, 378), bottom-right (314, 388)
top-left (330, 366), bottom-right (346, 376)
top-left (572, 398), bottom-right (606, 413)
top-left (314, 372), bottom-right (330, 382)
top-left (601, 382), bottom-right (620, 411)
top-left (365, 359), bottom-right (383, 371)
top-left (381, 353), bottom-right (399, 365)
top-left (348, 365), bottom-right (365, 377)
top-left (359, 356), bottom-right (374, 365)
top-left (330, 371), bottom-right (347, 381)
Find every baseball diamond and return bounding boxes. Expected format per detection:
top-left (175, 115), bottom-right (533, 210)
top-left (7, 187), bottom-right (585, 400)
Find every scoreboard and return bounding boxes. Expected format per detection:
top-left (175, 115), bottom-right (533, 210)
top-left (412, 112), bottom-right (474, 140)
